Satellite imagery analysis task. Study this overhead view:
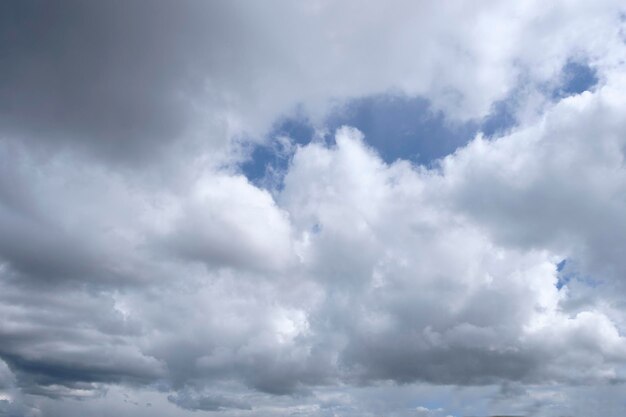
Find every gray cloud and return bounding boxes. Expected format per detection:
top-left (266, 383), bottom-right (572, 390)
top-left (167, 390), bottom-right (252, 412)
top-left (0, 0), bottom-right (198, 160)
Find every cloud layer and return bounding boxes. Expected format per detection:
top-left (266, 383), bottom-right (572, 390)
top-left (2, 1), bottom-right (626, 416)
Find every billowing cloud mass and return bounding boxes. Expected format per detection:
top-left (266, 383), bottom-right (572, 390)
top-left (1, 1), bottom-right (626, 416)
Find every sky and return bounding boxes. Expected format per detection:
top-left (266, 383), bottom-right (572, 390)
top-left (1, 1), bottom-right (626, 416)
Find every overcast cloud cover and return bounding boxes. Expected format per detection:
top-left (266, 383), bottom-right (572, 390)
top-left (2, 1), bottom-right (626, 416)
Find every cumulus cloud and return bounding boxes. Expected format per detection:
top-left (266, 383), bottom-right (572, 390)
top-left (2, 1), bottom-right (626, 416)
top-left (281, 127), bottom-right (626, 387)
top-left (161, 174), bottom-right (295, 272)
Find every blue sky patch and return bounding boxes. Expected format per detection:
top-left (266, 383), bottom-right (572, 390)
top-left (556, 258), bottom-right (603, 290)
top-left (325, 95), bottom-right (478, 165)
top-left (241, 93), bottom-right (525, 185)
top-left (240, 115), bottom-right (316, 184)
top-left (556, 259), bottom-right (569, 290)
top-left (480, 97), bottom-right (518, 138)
top-left (236, 67), bottom-right (602, 185)
top-left (554, 61), bottom-right (599, 98)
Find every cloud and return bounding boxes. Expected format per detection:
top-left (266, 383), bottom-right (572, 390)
top-left (2, 95), bottom-right (626, 414)
top-left (2, 1), bottom-right (626, 416)
top-left (167, 389), bottom-right (252, 412)
top-left (3, 103), bottom-right (626, 414)
top-left (438, 84), bottom-right (626, 289)
top-left (160, 174), bottom-right (295, 272)
top-left (279, 127), bottom-right (626, 387)
top-left (1, 0), bottom-right (621, 165)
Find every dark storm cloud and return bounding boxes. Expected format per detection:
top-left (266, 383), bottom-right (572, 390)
top-left (0, 282), bottom-right (163, 396)
top-left (341, 341), bottom-right (540, 386)
top-left (0, 0), bottom-right (240, 161)
top-left (0, 213), bottom-right (106, 283)
top-left (3, 354), bottom-right (159, 394)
